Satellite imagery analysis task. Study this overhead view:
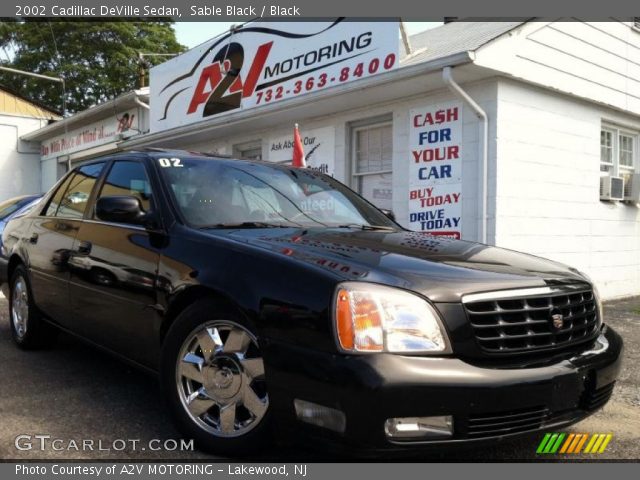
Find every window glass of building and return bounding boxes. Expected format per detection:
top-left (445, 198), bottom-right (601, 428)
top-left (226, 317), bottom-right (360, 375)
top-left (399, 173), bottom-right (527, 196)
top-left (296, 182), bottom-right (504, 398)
top-left (353, 123), bottom-right (393, 210)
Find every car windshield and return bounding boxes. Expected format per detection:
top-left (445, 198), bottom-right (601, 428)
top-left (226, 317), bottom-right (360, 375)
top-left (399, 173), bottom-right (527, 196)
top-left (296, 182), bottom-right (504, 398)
top-left (158, 157), bottom-right (397, 229)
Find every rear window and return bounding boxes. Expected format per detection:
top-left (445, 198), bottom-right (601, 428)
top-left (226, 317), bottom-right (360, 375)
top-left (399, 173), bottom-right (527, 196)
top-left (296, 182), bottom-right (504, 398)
top-left (45, 163), bottom-right (106, 218)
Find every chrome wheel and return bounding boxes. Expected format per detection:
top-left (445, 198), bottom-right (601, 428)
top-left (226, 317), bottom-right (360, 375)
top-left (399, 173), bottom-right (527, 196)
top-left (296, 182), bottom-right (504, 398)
top-left (11, 277), bottom-right (29, 339)
top-left (176, 320), bottom-right (268, 438)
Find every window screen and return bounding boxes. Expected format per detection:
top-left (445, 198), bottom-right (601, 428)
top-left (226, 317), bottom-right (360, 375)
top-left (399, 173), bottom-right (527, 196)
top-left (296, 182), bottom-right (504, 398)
top-left (620, 134), bottom-right (634, 169)
top-left (353, 123), bottom-right (393, 210)
top-left (600, 130), bottom-right (613, 173)
top-left (355, 124), bottom-right (393, 174)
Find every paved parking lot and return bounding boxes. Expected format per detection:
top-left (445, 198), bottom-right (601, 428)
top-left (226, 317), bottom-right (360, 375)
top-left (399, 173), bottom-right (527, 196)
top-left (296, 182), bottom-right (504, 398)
top-left (0, 292), bottom-right (638, 461)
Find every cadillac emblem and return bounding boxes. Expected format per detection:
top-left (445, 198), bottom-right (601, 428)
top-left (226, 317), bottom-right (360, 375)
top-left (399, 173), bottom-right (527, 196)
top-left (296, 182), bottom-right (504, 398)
top-left (551, 313), bottom-right (564, 330)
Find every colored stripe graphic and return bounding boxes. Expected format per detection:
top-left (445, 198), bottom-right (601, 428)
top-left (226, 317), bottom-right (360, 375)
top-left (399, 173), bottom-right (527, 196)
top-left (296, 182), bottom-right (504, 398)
top-left (543, 433), bottom-right (559, 453)
top-left (598, 434), bottom-right (613, 453)
top-left (576, 433), bottom-right (589, 453)
top-left (584, 434), bottom-right (599, 453)
top-left (537, 433), bottom-right (552, 454)
top-left (559, 433), bottom-right (575, 453)
top-left (537, 433), bottom-right (612, 454)
top-left (550, 433), bottom-right (566, 453)
top-left (567, 433), bottom-right (583, 453)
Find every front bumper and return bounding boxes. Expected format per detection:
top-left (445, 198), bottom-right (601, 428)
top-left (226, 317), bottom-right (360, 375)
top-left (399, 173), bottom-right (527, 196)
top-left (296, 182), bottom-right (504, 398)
top-left (265, 325), bottom-right (623, 454)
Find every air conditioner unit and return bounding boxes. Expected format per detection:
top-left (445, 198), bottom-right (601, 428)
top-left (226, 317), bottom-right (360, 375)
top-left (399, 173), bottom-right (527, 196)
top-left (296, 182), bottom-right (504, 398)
top-left (624, 173), bottom-right (640, 202)
top-left (600, 176), bottom-right (624, 201)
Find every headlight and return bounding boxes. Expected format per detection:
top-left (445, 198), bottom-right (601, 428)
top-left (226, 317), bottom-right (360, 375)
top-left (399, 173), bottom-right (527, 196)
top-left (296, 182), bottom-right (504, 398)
top-left (333, 282), bottom-right (451, 354)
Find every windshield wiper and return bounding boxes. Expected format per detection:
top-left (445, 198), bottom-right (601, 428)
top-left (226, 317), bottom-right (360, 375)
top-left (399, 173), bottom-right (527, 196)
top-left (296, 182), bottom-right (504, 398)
top-left (336, 224), bottom-right (396, 231)
top-left (204, 222), bottom-right (298, 229)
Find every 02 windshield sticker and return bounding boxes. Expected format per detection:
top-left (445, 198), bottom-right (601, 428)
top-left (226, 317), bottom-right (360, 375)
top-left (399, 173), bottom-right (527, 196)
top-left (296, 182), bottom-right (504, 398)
top-left (158, 157), bottom-right (183, 168)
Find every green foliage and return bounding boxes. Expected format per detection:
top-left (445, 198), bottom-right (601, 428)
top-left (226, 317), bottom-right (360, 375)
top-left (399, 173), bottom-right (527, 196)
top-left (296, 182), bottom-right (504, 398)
top-left (0, 19), bottom-right (185, 113)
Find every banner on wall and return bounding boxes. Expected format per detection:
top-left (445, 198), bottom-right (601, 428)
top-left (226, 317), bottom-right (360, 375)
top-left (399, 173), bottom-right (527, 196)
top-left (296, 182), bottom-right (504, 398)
top-left (268, 126), bottom-right (336, 176)
top-left (40, 110), bottom-right (139, 161)
top-left (408, 102), bottom-right (463, 239)
top-left (150, 19), bottom-right (398, 132)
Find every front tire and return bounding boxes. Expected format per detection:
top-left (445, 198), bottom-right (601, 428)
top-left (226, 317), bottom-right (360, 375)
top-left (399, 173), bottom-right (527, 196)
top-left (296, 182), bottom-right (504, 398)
top-left (9, 265), bottom-right (57, 349)
top-left (161, 299), bottom-right (271, 456)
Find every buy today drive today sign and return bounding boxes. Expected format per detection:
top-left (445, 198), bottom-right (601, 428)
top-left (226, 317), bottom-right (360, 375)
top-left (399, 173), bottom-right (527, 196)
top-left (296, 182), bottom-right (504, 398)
top-left (150, 19), bottom-right (398, 132)
top-left (408, 102), bottom-right (463, 239)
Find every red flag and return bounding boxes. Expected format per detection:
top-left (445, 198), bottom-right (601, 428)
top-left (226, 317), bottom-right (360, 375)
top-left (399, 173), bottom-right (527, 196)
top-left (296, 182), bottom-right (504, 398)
top-left (292, 123), bottom-right (306, 168)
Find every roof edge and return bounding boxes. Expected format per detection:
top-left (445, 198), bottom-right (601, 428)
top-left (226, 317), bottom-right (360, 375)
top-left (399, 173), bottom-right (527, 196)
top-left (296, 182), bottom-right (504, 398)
top-left (21, 88), bottom-right (149, 141)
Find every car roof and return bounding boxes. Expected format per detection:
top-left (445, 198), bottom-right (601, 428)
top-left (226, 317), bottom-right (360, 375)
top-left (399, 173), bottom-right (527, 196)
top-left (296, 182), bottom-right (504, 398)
top-left (76, 149), bottom-right (287, 170)
top-left (137, 149), bottom-right (283, 169)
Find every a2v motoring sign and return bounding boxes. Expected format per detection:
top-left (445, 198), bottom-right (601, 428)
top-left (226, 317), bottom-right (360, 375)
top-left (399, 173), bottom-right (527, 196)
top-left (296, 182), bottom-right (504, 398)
top-left (408, 102), bottom-right (463, 239)
top-left (150, 19), bottom-right (398, 132)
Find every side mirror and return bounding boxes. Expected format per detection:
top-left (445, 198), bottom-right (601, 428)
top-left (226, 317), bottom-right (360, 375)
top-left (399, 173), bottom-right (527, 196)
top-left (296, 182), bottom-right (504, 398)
top-left (96, 196), bottom-right (145, 225)
top-left (380, 209), bottom-right (396, 222)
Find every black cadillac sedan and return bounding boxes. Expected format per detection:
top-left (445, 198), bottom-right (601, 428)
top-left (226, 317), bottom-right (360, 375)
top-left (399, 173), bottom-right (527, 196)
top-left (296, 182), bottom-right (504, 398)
top-left (0, 150), bottom-right (622, 456)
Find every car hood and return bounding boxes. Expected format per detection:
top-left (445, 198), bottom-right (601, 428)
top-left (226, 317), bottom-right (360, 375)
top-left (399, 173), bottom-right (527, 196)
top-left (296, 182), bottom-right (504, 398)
top-left (210, 228), bottom-right (587, 303)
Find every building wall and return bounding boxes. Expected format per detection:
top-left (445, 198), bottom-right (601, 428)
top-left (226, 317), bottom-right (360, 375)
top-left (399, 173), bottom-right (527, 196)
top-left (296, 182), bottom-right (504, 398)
top-left (475, 21), bottom-right (640, 116)
top-left (40, 157), bottom-right (62, 193)
top-left (0, 114), bottom-right (46, 201)
top-left (495, 78), bottom-right (640, 300)
top-left (182, 79), bottom-right (500, 243)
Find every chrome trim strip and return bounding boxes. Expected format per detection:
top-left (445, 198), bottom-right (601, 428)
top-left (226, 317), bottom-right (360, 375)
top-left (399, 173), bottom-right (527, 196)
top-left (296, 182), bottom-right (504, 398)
top-left (81, 219), bottom-right (147, 232)
top-left (461, 284), bottom-right (591, 304)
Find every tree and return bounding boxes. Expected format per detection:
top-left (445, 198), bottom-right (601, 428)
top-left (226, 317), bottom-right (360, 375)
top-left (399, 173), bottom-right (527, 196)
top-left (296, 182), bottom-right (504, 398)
top-left (0, 20), bottom-right (185, 114)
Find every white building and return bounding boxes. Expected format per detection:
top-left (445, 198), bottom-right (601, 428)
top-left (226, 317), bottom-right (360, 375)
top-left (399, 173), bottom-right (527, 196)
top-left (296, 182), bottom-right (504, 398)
top-left (0, 86), bottom-right (58, 199)
top-left (24, 20), bottom-right (640, 300)
top-left (21, 88), bottom-right (150, 192)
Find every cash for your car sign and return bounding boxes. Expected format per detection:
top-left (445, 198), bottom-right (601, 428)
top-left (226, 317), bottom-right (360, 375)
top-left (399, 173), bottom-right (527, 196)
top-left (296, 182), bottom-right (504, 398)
top-left (150, 19), bottom-right (398, 132)
top-left (268, 126), bottom-right (336, 176)
top-left (408, 102), bottom-right (463, 239)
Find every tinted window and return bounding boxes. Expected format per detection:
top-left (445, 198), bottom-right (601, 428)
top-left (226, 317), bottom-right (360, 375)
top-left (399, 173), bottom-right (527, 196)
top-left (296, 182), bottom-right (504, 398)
top-left (98, 161), bottom-right (153, 214)
top-left (45, 174), bottom-right (75, 217)
top-left (51, 163), bottom-right (105, 219)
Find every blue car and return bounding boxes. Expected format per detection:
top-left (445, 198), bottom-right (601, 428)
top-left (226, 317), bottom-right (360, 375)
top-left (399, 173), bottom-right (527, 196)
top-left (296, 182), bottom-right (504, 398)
top-left (0, 195), bottom-right (42, 252)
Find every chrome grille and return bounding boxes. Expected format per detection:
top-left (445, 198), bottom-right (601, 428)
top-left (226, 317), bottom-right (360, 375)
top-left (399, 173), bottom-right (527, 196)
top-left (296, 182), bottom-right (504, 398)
top-left (463, 287), bottom-right (600, 354)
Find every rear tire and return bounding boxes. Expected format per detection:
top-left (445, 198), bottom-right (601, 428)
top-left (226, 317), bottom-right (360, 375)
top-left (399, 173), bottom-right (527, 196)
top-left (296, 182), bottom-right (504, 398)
top-left (161, 299), bottom-right (272, 456)
top-left (9, 265), bottom-right (58, 349)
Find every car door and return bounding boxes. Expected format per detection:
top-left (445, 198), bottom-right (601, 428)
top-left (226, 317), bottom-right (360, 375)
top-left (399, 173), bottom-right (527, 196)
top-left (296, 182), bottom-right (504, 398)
top-left (27, 163), bottom-right (106, 326)
top-left (69, 158), bottom-right (162, 365)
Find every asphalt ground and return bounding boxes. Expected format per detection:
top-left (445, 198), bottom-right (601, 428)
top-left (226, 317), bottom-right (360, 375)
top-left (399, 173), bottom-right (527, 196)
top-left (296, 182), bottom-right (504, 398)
top-left (0, 292), bottom-right (638, 461)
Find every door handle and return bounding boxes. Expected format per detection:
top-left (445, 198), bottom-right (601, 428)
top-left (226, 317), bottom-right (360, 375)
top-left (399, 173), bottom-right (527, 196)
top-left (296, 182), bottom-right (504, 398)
top-left (77, 240), bottom-right (92, 255)
top-left (29, 233), bottom-right (38, 244)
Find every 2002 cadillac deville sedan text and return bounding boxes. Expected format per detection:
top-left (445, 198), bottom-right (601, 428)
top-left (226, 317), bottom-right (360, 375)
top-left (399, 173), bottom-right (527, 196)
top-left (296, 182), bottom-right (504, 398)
top-left (0, 150), bottom-right (622, 455)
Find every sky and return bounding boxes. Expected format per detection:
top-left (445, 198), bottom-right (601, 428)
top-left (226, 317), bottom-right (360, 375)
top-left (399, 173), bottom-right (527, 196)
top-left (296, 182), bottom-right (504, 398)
top-left (174, 22), bottom-right (442, 49)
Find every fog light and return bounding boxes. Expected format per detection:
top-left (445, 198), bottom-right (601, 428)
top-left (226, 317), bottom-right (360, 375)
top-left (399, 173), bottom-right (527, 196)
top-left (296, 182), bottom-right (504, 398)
top-left (384, 416), bottom-right (453, 440)
top-left (294, 399), bottom-right (346, 433)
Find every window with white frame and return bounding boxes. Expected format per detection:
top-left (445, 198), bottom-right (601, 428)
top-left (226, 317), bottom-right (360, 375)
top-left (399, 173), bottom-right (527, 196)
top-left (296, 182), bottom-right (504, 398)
top-left (351, 121), bottom-right (393, 210)
top-left (600, 126), bottom-right (638, 194)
